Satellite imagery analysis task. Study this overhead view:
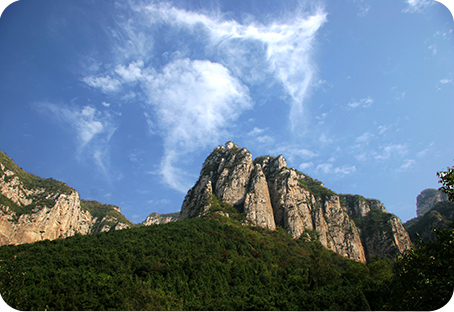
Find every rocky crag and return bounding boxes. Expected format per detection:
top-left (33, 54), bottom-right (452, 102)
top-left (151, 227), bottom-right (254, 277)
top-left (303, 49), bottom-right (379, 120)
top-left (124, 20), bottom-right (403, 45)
top-left (181, 142), bottom-right (412, 263)
top-left (404, 189), bottom-right (453, 242)
top-left (416, 188), bottom-right (448, 217)
top-left (142, 212), bottom-right (180, 225)
top-left (0, 151), bottom-right (133, 246)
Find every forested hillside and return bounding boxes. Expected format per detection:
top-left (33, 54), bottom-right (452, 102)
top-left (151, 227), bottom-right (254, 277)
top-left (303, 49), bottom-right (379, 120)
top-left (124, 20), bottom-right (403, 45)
top-left (1, 209), bottom-right (453, 311)
top-left (0, 214), bottom-right (394, 311)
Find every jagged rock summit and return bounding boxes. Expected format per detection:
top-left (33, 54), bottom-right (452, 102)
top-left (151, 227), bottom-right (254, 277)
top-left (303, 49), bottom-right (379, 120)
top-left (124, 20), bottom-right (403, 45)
top-left (0, 151), bottom-right (133, 246)
top-left (416, 188), bottom-right (448, 217)
top-left (181, 142), bottom-right (412, 263)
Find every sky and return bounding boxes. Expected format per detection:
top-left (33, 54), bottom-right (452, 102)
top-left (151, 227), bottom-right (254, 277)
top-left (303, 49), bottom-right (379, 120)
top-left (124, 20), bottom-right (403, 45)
top-left (0, 0), bottom-right (453, 224)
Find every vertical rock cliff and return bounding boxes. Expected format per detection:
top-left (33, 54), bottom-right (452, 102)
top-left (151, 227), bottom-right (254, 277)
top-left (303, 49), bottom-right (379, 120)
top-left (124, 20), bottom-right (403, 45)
top-left (416, 188), bottom-right (448, 217)
top-left (181, 142), bottom-right (412, 263)
top-left (341, 195), bottom-right (412, 261)
top-left (0, 151), bottom-right (133, 246)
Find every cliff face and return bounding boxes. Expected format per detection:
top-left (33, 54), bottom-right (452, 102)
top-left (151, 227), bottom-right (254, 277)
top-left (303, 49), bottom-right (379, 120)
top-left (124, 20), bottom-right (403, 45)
top-left (0, 151), bottom-right (132, 246)
top-left (341, 195), bottom-right (412, 261)
top-left (181, 142), bottom-right (412, 262)
top-left (404, 199), bottom-right (454, 242)
top-left (142, 212), bottom-right (180, 225)
top-left (416, 188), bottom-right (448, 217)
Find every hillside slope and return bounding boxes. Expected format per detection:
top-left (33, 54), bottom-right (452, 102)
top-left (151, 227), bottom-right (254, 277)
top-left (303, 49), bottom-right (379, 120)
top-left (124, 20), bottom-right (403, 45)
top-left (0, 151), bottom-right (133, 245)
top-left (404, 200), bottom-right (454, 242)
top-left (180, 142), bottom-right (411, 262)
top-left (0, 215), bottom-right (393, 311)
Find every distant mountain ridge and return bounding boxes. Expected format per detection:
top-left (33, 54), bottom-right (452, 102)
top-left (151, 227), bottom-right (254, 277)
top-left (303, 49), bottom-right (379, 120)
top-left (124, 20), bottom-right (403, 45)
top-left (404, 188), bottom-right (454, 242)
top-left (0, 151), bottom-right (133, 245)
top-left (180, 142), bottom-right (412, 262)
top-left (4, 144), bottom-right (440, 261)
top-left (416, 188), bottom-right (448, 217)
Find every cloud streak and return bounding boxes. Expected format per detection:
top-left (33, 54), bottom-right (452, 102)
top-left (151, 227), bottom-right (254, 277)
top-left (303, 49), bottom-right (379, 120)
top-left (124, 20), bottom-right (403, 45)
top-left (37, 103), bottom-right (116, 181)
top-left (80, 0), bottom-right (327, 192)
top-left (143, 58), bottom-right (252, 192)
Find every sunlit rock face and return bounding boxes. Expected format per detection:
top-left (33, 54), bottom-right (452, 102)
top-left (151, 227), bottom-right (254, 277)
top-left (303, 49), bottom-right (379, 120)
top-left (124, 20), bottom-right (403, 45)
top-left (416, 188), bottom-right (448, 217)
top-left (0, 151), bottom-right (132, 246)
top-left (181, 142), bottom-right (413, 263)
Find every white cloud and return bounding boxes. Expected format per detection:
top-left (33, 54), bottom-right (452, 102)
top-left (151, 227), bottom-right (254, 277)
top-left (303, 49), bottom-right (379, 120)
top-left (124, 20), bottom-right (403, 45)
top-left (375, 143), bottom-right (408, 160)
top-left (83, 75), bottom-right (121, 93)
top-left (316, 163), bottom-right (356, 176)
top-left (356, 132), bottom-right (374, 144)
top-left (115, 60), bottom-right (144, 82)
top-left (299, 162), bottom-right (313, 171)
top-left (402, 0), bottom-right (435, 13)
top-left (378, 124), bottom-right (389, 134)
top-left (357, 4), bottom-right (371, 17)
top-left (117, 1), bottom-right (326, 130)
top-left (79, 1), bottom-right (327, 191)
top-left (319, 133), bottom-right (333, 144)
top-left (256, 135), bottom-right (275, 145)
top-left (272, 146), bottom-right (318, 162)
top-left (37, 103), bottom-right (117, 180)
top-left (440, 78), bottom-right (453, 84)
top-left (248, 127), bottom-right (266, 136)
top-left (397, 159), bottom-right (416, 172)
top-left (143, 58), bottom-right (252, 192)
top-left (347, 97), bottom-right (374, 109)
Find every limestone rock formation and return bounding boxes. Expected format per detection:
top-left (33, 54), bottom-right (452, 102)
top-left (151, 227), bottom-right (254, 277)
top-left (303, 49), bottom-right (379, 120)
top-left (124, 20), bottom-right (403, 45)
top-left (416, 188), bottom-right (448, 217)
top-left (0, 151), bottom-right (133, 246)
top-left (340, 194), bottom-right (412, 261)
top-left (405, 193), bottom-right (453, 242)
top-left (142, 212), bottom-right (180, 225)
top-left (181, 142), bottom-right (412, 262)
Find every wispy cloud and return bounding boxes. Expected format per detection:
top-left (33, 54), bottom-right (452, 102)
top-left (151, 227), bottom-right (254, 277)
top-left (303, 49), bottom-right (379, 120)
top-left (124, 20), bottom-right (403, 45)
top-left (83, 75), bottom-right (122, 93)
top-left (397, 159), bottom-right (416, 172)
top-left (79, 0), bottom-right (327, 192)
top-left (374, 143), bottom-right (408, 160)
top-left (402, 0), bottom-right (435, 13)
top-left (143, 58), bottom-right (252, 191)
top-left (439, 78), bottom-right (453, 84)
top-left (355, 132), bottom-right (374, 144)
top-left (315, 163), bottom-right (357, 176)
top-left (37, 103), bottom-right (116, 181)
top-left (347, 97), bottom-right (374, 109)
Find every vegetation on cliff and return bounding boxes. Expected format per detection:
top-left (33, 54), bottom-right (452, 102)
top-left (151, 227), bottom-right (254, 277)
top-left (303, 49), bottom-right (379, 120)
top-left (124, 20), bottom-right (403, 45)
top-left (80, 200), bottom-right (134, 231)
top-left (1, 214), bottom-right (395, 311)
top-left (0, 151), bottom-right (74, 220)
top-left (0, 151), bottom-right (74, 197)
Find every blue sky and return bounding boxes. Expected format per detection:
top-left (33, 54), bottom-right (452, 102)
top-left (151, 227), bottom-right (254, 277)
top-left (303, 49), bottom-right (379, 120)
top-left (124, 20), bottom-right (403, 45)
top-left (0, 0), bottom-right (453, 224)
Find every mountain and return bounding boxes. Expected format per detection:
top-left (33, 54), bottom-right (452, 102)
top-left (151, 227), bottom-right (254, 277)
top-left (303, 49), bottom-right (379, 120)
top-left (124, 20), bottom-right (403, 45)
top-left (0, 151), bottom-right (133, 245)
top-left (180, 142), bottom-right (411, 262)
top-left (142, 212), bottom-right (180, 225)
top-left (404, 188), bottom-right (454, 242)
top-left (0, 213), bottom-right (395, 311)
top-left (416, 188), bottom-right (448, 217)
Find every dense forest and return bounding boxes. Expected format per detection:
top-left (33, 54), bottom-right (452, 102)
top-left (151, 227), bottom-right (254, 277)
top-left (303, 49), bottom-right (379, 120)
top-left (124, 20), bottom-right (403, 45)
top-left (0, 209), bottom-right (453, 310)
top-left (1, 162), bottom-right (453, 310)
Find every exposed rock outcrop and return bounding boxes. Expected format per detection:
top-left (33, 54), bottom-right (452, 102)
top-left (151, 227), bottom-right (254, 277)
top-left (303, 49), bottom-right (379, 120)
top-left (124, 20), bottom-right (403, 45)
top-left (416, 188), bottom-right (448, 217)
top-left (340, 194), bottom-right (412, 261)
top-left (181, 142), bottom-right (411, 262)
top-left (404, 196), bottom-right (454, 242)
top-left (142, 212), bottom-right (180, 225)
top-left (0, 151), bottom-right (133, 246)
top-left (0, 190), bottom-right (92, 245)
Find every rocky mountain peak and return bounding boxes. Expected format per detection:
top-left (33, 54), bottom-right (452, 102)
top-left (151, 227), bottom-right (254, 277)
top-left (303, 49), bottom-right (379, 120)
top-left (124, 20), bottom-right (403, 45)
top-left (416, 188), bottom-right (448, 217)
top-left (0, 151), bottom-right (133, 246)
top-left (181, 142), bottom-right (412, 262)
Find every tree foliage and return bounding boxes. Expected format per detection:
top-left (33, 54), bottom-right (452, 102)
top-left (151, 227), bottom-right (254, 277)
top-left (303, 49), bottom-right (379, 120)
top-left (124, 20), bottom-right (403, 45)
top-left (438, 164), bottom-right (454, 201)
top-left (0, 216), bottom-right (392, 311)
